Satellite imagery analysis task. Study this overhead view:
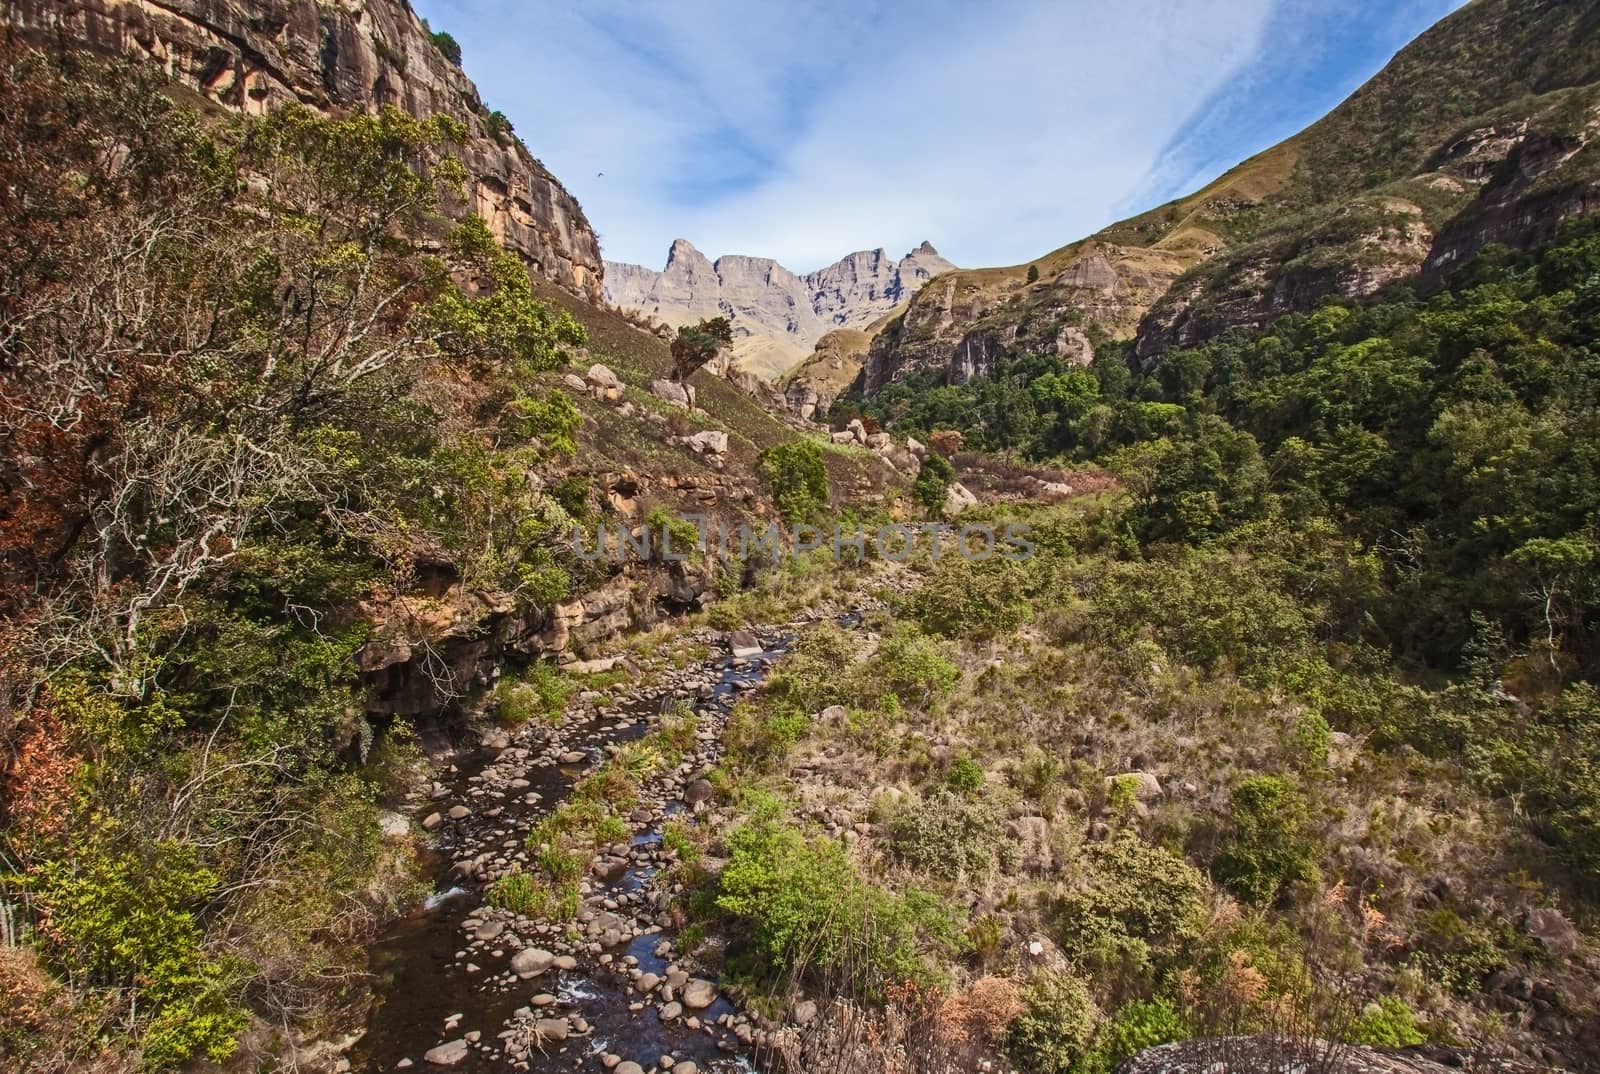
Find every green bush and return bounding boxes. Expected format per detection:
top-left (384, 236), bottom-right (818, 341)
top-left (906, 555), bottom-right (1033, 638)
top-left (1099, 998), bottom-right (1190, 1067)
top-left (1212, 776), bottom-right (1321, 906)
top-left (886, 789), bottom-right (1007, 878)
top-left (1006, 972), bottom-right (1102, 1074)
top-left (1348, 995), bottom-right (1427, 1047)
top-left (493, 662), bottom-right (570, 724)
top-left (714, 808), bottom-right (964, 995)
top-left (913, 453), bottom-right (956, 516)
top-left (430, 29), bottom-right (462, 65)
top-left (1055, 834), bottom-right (1208, 982)
top-left (26, 830), bottom-right (247, 1067)
top-left (758, 440), bottom-right (829, 523)
top-left (946, 751), bottom-right (985, 793)
top-left (872, 625), bottom-right (960, 708)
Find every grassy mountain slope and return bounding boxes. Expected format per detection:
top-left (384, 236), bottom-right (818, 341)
top-left (852, 0), bottom-right (1600, 396)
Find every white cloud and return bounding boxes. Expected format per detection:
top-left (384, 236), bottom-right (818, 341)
top-left (416, 0), bottom-right (1281, 271)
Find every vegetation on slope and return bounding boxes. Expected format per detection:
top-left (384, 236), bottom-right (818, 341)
top-left (0, 49), bottom-right (598, 1068)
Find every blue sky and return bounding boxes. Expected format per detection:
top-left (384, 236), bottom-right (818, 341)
top-left (412, 0), bottom-right (1469, 272)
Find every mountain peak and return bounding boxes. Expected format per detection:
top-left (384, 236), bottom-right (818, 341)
top-left (910, 240), bottom-right (939, 257)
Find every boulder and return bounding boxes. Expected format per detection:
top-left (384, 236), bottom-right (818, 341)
top-left (727, 630), bottom-right (763, 658)
top-left (1109, 771), bottom-right (1164, 801)
top-left (658, 1001), bottom-right (683, 1021)
top-left (562, 373), bottom-right (588, 391)
top-left (865, 432), bottom-right (892, 452)
top-left (377, 810), bottom-right (410, 839)
top-left (510, 948), bottom-right (555, 978)
top-left (650, 379), bottom-right (691, 407)
top-left (792, 999), bottom-right (818, 1026)
top-left (685, 430), bottom-right (728, 455)
top-left (585, 363), bottom-right (623, 391)
top-left (683, 779), bottom-right (714, 805)
top-left (616, 1065), bottom-right (646, 1074)
top-left (846, 418), bottom-right (868, 444)
top-left (830, 430), bottom-right (857, 444)
top-left (681, 979), bottom-right (717, 1010)
top-left (906, 436), bottom-right (927, 457)
top-left (944, 482), bottom-right (978, 515)
top-left (534, 1018), bottom-right (570, 1042)
top-left (422, 1039), bottom-right (470, 1067)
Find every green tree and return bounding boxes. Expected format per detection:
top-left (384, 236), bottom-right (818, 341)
top-left (670, 316), bottom-right (734, 382)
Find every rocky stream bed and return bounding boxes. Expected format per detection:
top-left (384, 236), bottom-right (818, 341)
top-left (350, 619), bottom-right (846, 1074)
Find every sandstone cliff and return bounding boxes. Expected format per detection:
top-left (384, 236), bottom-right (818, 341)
top-left (2, 0), bottom-right (604, 302)
top-left (605, 239), bottom-right (955, 380)
top-left (857, 0), bottom-right (1600, 395)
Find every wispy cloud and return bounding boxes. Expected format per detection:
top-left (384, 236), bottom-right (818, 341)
top-left (414, 0), bottom-right (1465, 272)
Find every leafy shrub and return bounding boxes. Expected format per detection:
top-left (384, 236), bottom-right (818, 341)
top-left (887, 790), bottom-right (1007, 878)
top-left (946, 752), bottom-right (985, 793)
top-left (1348, 995), bottom-right (1426, 1047)
top-left (726, 699), bottom-right (809, 768)
top-left (872, 625), bottom-right (960, 708)
top-left (913, 453), bottom-right (956, 516)
top-left (714, 808), bottom-right (964, 995)
top-left (906, 555), bottom-right (1033, 637)
top-left (1212, 776), bottom-right (1320, 906)
top-left (758, 440), bottom-right (829, 522)
top-left (493, 662), bottom-right (570, 724)
top-left (1096, 998), bottom-right (1190, 1069)
top-left (1006, 972), bottom-right (1102, 1074)
top-left (485, 109), bottom-right (515, 143)
top-left (1055, 834), bottom-right (1208, 981)
top-left (25, 830), bottom-right (247, 1067)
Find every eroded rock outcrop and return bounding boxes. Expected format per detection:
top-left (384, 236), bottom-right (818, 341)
top-left (3, 0), bottom-right (603, 301)
top-left (606, 239), bottom-right (955, 379)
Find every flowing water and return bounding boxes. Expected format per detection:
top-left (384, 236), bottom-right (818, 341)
top-left (350, 624), bottom-right (809, 1073)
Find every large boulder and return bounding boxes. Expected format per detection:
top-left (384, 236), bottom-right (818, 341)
top-left (944, 481), bottom-right (978, 516)
top-left (682, 978), bottom-right (718, 1010)
top-left (727, 630), bottom-right (763, 658)
top-left (650, 379), bottom-right (692, 408)
top-left (685, 430), bottom-right (728, 455)
top-left (585, 363), bottom-right (623, 391)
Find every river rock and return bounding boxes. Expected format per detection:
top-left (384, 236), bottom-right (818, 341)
top-left (421, 812), bottom-right (443, 831)
top-left (658, 1001), bottom-right (683, 1021)
top-left (474, 920), bottom-right (506, 942)
top-left (792, 999), bottom-right (818, 1026)
top-left (726, 630), bottom-right (763, 658)
top-left (510, 948), bottom-right (554, 978)
top-left (422, 1039), bottom-right (469, 1067)
top-left (682, 779), bottom-right (714, 805)
top-left (682, 979), bottom-right (717, 1010)
top-left (616, 1064), bottom-right (645, 1074)
top-left (535, 1018), bottom-right (570, 1042)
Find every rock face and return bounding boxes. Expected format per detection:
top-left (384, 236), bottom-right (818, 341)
top-left (2, 0), bottom-right (603, 302)
top-left (605, 239), bottom-right (954, 379)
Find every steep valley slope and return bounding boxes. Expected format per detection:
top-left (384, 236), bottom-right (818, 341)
top-left (842, 0), bottom-right (1600, 402)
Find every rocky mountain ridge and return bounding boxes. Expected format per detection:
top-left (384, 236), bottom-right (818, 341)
top-left (850, 0), bottom-right (1600, 400)
top-left (605, 238), bottom-right (954, 379)
top-left (1, 0), bottom-right (604, 302)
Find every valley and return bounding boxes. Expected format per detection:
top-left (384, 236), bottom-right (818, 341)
top-left (1, 1), bottom-right (1599, 1074)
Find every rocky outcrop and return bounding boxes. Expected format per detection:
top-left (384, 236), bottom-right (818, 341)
top-left (605, 239), bottom-right (955, 380)
top-left (861, 242), bottom-right (1186, 395)
top-left (2, 0), bottom-right (603, 301)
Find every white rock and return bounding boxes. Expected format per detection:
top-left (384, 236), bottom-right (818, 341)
top-left (585, 363), bottom-right (623, 391)
top-left (422, 1039), bottom-right (469, 1067)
